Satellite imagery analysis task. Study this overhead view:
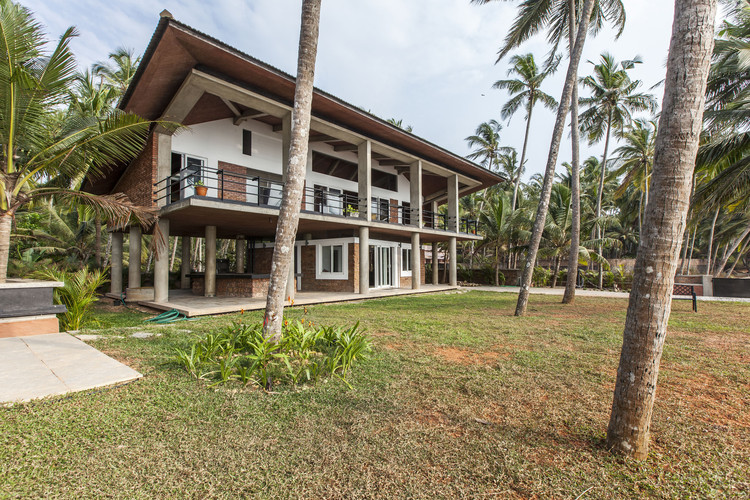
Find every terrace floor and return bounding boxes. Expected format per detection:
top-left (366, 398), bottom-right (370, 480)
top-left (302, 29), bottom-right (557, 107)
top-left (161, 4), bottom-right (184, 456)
top-left (139, 284), bottom-right (457, 317)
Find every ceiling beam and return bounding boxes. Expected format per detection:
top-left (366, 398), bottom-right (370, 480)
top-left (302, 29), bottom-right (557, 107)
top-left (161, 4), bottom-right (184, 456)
top-left (379, 159), bottom-right (410, 167)
top-left (221, 97), bottom-right (241, 117)
top-left (333, 144), bottom-right (358, 152)
top-left (234, 109), bottom-right (268, 126)
top-left (309, 134), bottom-right (338, 142)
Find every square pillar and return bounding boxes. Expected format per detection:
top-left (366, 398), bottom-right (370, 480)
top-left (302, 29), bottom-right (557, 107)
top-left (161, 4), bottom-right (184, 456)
top-left (449, 236), bottom-right (457, 287)
top-left (128, 226), bottom-right (142, 289)
top-left (155, 133), bottom-right (172, 208)
top-left (286, 246), bottom-right (296, 301)
top-left (447, 174), bottom-right (459, 233)
top-left (110, 232), bottom-right (123, 295)
top-left (204, 226), bottom-right (217, 297)
top-left (180, 236), bottom-right (191, 289)
top-left (153, 219), bottom-right (170, 302)
top-left (411, 233), bottom-right (421, 290)
top-left (358, 140), bottom-right (372, 220)
top-left (235, 236), bottom-right (246, 273)
top-left (359, 227), bottom-right (369, 294)
top-left (410, 161), bottom-right (423, 228)
top-left (432, 241), bottom-right (439, 285)
top-left (281, 113), bottom-right (292, 182)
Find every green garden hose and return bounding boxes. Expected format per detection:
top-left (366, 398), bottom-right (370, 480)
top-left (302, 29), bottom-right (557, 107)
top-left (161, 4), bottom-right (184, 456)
top-left (144, 309), bottom-right (188, 324)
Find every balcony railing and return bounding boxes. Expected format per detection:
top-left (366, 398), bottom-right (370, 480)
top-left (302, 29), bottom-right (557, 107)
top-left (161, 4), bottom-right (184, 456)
top-left (153, 167), bottom-right (478, 235)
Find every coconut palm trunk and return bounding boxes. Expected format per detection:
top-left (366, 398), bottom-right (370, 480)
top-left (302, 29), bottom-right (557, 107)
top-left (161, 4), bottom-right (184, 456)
top-left (714, 224), bottom-right (750, 277)
top-left (0, 213), bottom-right (12, 283)
top-left (594, 116), bottom-right (612, 289)
top-left (606, 0), bottom-right (716, 459)
top-left (513, 105), bottom-right (533, 211)
top-left (727, 236), bottom-right (749, 275)
top-left (563, 0), bottom-right (582, 304)
top-left (515, 0), bottom-right (596, 316)
top-left (263, 0), bottom-right (322, 341)
top-left (705, 206), bottom-right (720, 273)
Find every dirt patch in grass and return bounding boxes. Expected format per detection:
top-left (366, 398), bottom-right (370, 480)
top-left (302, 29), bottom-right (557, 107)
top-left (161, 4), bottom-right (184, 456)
top-left (434, 346), bottom-right (504, 365)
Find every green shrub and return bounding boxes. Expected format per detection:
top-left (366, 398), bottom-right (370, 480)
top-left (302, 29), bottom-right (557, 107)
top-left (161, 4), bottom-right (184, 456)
top-left (35, 266), bottom-right (108, 331)
top-left (532, 266), bottom-right (551, 287)
top-left (174, 320), bottom-right (371, 390)
top-left (603, 271), bottom-right (615, 289)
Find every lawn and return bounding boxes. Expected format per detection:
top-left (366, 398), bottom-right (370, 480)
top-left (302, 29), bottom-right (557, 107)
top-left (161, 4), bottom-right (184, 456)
top-left (1, 291), bottom-right (748, 498)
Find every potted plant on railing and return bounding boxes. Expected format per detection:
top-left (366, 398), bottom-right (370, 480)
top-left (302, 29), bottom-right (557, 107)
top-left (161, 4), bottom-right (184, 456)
top-left (194, 180), bottom-right (208, 197)
top-left (344, 204), bottom-right (359, 218)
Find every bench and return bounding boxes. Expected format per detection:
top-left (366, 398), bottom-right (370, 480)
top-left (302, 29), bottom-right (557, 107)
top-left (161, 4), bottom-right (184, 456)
top-left (673, 284), bottom-right (698, 312)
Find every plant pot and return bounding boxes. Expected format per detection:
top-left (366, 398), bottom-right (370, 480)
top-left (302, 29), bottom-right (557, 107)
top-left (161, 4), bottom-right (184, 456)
top-left (195, 186), bottom-right (208, 196)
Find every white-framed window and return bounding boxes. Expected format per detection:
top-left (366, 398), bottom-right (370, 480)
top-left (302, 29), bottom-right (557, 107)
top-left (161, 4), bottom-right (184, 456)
top-left (402, 248), bottom-right (412, 272)
top-left (316, 243), bottom-right (348, 280)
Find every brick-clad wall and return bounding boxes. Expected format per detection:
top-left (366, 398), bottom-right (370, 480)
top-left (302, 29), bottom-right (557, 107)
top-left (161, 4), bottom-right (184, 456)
top-left (399, 249), bottom-right (427, 288)
top-left (113, 133), bottom-right (157, 207)
top-left (299, 243), bottom-right (357, 293)
top-left (252, 247), bottom-right (274, 274)
top-left (389, 198), bottom-right (399, 223)
top-left (191, 276), bottom-right (270, 297)
top-left (217, 161), bottom-right (247, 202)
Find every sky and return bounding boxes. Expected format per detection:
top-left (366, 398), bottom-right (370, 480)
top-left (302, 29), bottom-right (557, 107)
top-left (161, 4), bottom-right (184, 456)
top-left (24, 0), bottom-right (681, 180)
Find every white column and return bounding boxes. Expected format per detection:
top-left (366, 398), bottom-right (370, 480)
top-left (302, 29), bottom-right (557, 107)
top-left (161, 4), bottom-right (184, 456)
top-left (281, 113), bottom-right (291, 181)
top-left (358, 140), bottom-right (372, 220)
top-left (155, 133), bottom-right (172, 208)
top-left (411, 233), bottom-right (421, 290)
top-left (447, 174), bottom-right (459, 233)
top-left (180, 236), bottom-right (191, 289)
top-left (154, 219), bottom-right (170, 302)
top-left (205, 225), bottom-right (217, 297)
top-left (449, 236), bottom-right (457, 287)
top-left (110, 232), bottom-right (123, 295)
top-left (359, 227), bottom-right (369, 294)
top-left (410, 160), bottom-right (423, 228)
top-left (430, 200), bottom-right (439, 229)
top-left (128, 226), bottom-right (141, 289)
top-left (235, 236), bottom-right (246, 273)
top-left (432, 241), bottom-right (439, 285)
top-left (286, 247), bottom-right (296, 301)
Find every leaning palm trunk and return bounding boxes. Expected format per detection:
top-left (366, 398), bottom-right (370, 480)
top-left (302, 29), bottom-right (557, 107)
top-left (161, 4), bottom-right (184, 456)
top-left (595, 116), bottom-right (612, 289)
top-left (705, 206), bottom-right (720, 273)
top-left (515, 0), bottom-right (596, 316)
top-left (607, 0), bottom-right (716, 459)
top-left (263, 0), bottom-right (322, 341)
top-left (513, 105), bottom-right (533, 211)
top-left (563, 0), bottom-right (582, 304)
top-left (727, 236), bottom-right (749, 276)
top-left (714, 224), bottom-right (750, 277)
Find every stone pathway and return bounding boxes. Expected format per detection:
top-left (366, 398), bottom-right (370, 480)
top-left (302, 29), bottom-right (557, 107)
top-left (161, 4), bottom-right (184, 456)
top-left (0, 333), bottom-right (142, 405)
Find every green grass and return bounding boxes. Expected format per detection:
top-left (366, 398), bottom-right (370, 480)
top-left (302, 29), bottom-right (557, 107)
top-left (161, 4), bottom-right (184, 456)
top-left (1, 291), bottom-right (748, 498)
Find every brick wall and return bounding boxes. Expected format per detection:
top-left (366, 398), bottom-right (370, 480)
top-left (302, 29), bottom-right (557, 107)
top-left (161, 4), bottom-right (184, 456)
top-left (399, 249), bottom-right (427, 288)
top-left (299, 243), bottom-right (357, 293)
top-left (251, 247), bottom-right (274, 274)
top-left (113, 133), bottom-right (157, 207)
top-left (217, 161), bottom-right (247, 202)
top-left (191, 276), bottom-right (270, 297)
top-left (389, 198), bottom-right (399, 223)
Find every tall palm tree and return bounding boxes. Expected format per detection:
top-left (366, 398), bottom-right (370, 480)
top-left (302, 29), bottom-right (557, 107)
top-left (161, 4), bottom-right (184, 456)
top-left (607, 0), bottom-right (717, 460)
top-left (495, 149), bottom-right (521, 195)
top-left (0, 0), bottom-right (161, 283)
top-left (465, 120), bottom-right (506, 170)
top-left (479, 191), bottom-right (513, 285)
top-left (494, 53), bottom-right (560, 210)
top-left (472, 0), bottom-right (626, 314)
top-left (579, 52), bottom-right (657, 288)
top-left (92, 47), bottom-right (141, 95)
top-left (263, 0), bottom-right (322, 341)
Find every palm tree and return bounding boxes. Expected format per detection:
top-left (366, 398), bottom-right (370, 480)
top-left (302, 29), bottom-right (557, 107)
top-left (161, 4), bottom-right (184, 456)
top-left (465, 120), bottom-right (507, 170)
top-left (607, 0), bottom-right (717, 459)
top-left (92, 47), bottom-right (141, 94)
top-left (0, 0), bottom-right (161, 283)
top-left (479, 191), bottom-right (513, 285)
top-left (263, 0), bottom-right (322, 341)
top-left (386, 117), bottom-right (414, 133)
top-left (579, 53), bottom-right (657, 287)
top-left (494, 53), bottom-right (560, 210)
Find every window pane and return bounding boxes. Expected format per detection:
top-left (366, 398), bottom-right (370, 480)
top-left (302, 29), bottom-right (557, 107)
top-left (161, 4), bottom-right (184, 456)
top-left (242, 129), bottom-right (252, 156)
top-left (333, 245), bottom-right (343, 273)
top-left (322, 246), bottom-right (332, 273)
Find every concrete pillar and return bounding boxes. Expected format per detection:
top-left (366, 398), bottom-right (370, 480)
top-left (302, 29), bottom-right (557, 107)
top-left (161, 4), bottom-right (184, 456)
top-left (128, 226), bottom-right (141, 289)
top-left (410, 160), bottom-right (423, 228)
top-left (286, 247), bottom-right (296, 300)
top-left (449, 236), bottom-right (457, 287)
top-left (411, 233), bottom-right (421, 290)
top-left (447, 174), bottom-right (459, 233)
top-left (110, 232), bottom-right (123, 295)
top-left (156, 133), bottom-right (172, 208)
top-left (235, 236), bottom-right (246, 273)
top-left (432, 241), bottom-right (439, 285)
top-left (154, 219), bottom-right (170, 302)
top-left (204, 225), bottom-right (217, 297)
top-left (281, 113), bottom-right (291, 181)
top-left (358, 140), bottom-right (372, 220)
top-left (180, 236), bottom-right (191, 289)
top-left (359, 227), bottom-right (369, 294)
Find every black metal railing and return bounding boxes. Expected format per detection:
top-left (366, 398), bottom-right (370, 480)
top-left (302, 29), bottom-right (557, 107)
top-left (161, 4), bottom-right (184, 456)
top-left (154, 167), bottom-right (478, 234)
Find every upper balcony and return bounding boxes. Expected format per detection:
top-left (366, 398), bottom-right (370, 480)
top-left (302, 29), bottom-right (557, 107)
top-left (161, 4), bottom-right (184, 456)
top-left (153, 166), bottom-right (479, 237)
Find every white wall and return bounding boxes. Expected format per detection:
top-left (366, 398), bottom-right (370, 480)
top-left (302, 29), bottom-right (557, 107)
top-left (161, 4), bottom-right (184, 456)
top-left (171, 118), bottom-right (414, 206)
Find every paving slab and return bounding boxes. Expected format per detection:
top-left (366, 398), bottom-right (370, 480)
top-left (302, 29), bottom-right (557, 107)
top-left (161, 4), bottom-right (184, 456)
top-left (0, 333), bottom-right (142, 405)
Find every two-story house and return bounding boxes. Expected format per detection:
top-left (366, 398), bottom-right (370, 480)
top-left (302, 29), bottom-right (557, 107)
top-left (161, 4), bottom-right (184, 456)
top-left (85, 11), bottom-right (504, 314)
